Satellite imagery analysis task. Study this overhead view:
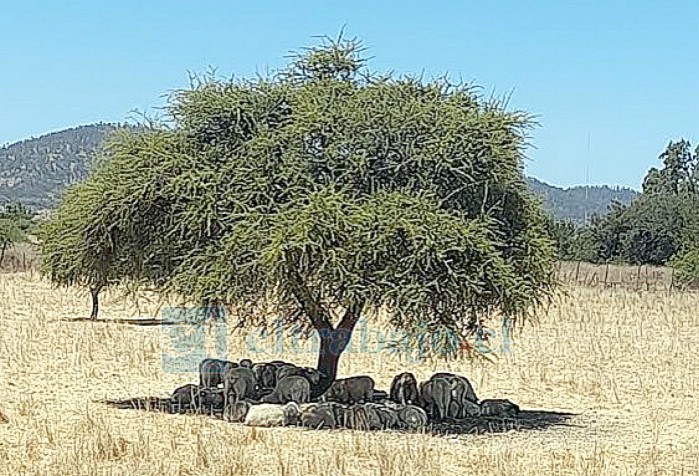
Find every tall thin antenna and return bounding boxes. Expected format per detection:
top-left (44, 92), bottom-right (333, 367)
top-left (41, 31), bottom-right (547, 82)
top-left (584, 130), bottom-right (591, 224)
top-left (586, 130), bottom-right (591, 187)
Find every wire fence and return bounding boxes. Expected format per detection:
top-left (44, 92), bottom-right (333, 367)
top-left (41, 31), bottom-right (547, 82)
top-left (556, 260), bottom-right (691, 292)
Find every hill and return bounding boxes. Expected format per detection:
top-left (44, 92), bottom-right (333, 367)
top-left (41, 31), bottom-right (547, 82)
top-left (1, 125), bottom-right (639, 220)
top-left (526, 177), bottom-right (638, 224)
top-left (0, 124), bottom-right (118, 209)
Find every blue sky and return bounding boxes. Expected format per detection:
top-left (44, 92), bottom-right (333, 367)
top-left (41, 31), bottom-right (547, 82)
top-left (1, 1), bottom-right (696, 189)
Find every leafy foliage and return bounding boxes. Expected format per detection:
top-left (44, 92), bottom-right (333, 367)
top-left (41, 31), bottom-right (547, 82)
top-left (642, 140), bottom-right (699, 196)
top-left (38, 182), bottom-right (118, 290)
top-left (671, 249), bottom-right (699, 288)
top-left (545, 218), bottom-right (597, 262)
top-left (0, 202), bottom-right (35, 232)
top-left (40, 37), bottom-right (557, 374)
top-left (0, 202), bottom-right (33, 264)
top-left (0, 219), bottom-right (23, 263)
top-left (560, 140), bottom-right (699, 266)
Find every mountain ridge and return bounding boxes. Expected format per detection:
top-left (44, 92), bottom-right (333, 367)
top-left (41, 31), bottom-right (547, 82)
top-left (526, 176), bottom-right (638, 224)
top-left (0, 123), bottom-right (119, 209)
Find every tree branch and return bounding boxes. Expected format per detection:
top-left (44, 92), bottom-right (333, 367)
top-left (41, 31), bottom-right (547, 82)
top-left (337, 297), bottom-right (365, 331)
top-left (284, 257), bottom-right (333, 332)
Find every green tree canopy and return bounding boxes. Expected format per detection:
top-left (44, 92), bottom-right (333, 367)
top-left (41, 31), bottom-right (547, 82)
top-left (642, 140), bottom-right (698, 196)
top-left (0, 218), bottom-right (23, 264)
top-left (0, 201), bottom-right (33, 265)
top-left (671, 249), bottom-right (699, 289)
top-left (0, 202), bottom-right (35, 233)
top-left (40, 38), bottom-right (556, 388)
top-left (545, 217), bottom-right (597, 262)
top-left (578, 140), bottom-right (699, 266)
top-left (38, 182), bottom-right (120, 319)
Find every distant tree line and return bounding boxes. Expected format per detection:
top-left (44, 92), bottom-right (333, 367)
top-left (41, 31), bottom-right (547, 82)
top-left (528, 177), bottom-right (637, 225)
top-left (547, 139), bottom-right (699, 286)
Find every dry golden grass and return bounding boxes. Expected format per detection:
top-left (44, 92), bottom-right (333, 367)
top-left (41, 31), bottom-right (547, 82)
top-left (1, 272), bottom-right (699, 475)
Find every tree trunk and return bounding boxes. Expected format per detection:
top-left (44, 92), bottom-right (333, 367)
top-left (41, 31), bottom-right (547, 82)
top-left (0, 243), bottom-right (6, 266)
top-left (89, 286), bottom-right (102, 321)
top-left (313, 299), bottom-right (365, 397)
top-left (316, 328), bottom-right (353, 389)
top-left (282, 255), bottom-right (365, 397)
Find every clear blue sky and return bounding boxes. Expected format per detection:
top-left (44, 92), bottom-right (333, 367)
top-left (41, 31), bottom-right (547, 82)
top-left (1, 1), bottom-right (697, 189)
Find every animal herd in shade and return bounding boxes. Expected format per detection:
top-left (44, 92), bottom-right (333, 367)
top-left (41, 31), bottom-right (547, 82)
top-left (169, 357), bottom-right (520, 430)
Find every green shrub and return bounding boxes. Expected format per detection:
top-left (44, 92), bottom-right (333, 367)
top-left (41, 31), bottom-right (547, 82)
top-left (671, 250), bottom-right (699, 288)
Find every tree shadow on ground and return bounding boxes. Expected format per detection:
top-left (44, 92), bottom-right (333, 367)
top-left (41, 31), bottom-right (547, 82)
top-left (103, 397), bottom-right (577, 436)
top-left (59, 317), bottom-right (95, 323)
top-left (110, 318), bottom-right (181, 326)
top-left (61, 318), bottom-right (180, 326)
top-left (104, 397), bottom-right (226, 418)
top-left (427, 410), bottom-right (577, 435)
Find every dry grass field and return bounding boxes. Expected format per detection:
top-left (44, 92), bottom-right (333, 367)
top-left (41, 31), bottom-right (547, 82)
top-left (1, 271), bottom-right (699, 475)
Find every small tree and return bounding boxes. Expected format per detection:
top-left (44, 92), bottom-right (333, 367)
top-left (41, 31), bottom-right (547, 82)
top-left (643, 140), bottom-right (698, 196)
top-left (0, 202), bottom-right (35, 232)
top-left (546, 217), bottom-right (598, 262)
top-left (44, 38), bottom-right (556, 389)
top-left (39, 182), bottom-right (118, 320)
top-left (671, 249), bottom-right (699, 289)
top-left (0, 218), bottom-right (23, 264)
top-left (0, 202), bottom-right (34, 265)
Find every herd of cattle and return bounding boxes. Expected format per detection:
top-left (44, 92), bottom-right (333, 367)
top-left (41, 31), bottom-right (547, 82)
top-left (169, 357), bottom-right (520, 431)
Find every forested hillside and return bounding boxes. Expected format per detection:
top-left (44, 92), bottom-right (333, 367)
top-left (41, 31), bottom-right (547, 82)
top-left (0, 124), bottom-right (118, 209)
top-left (527, 177), bottom-right (638, 224)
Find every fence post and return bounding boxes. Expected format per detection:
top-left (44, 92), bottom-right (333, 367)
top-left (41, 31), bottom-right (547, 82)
top-left (636, 265), bottom-right (642, 292)
top-left (645, 265), bottom-right (650, 291)
top-left (669, 267), bottom-right (675, 295)
top-left (574, 260), bottom-right (581, 285)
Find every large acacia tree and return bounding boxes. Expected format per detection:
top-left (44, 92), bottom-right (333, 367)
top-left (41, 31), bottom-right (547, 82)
top-left (41, 39), bottom-right (556, 390)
